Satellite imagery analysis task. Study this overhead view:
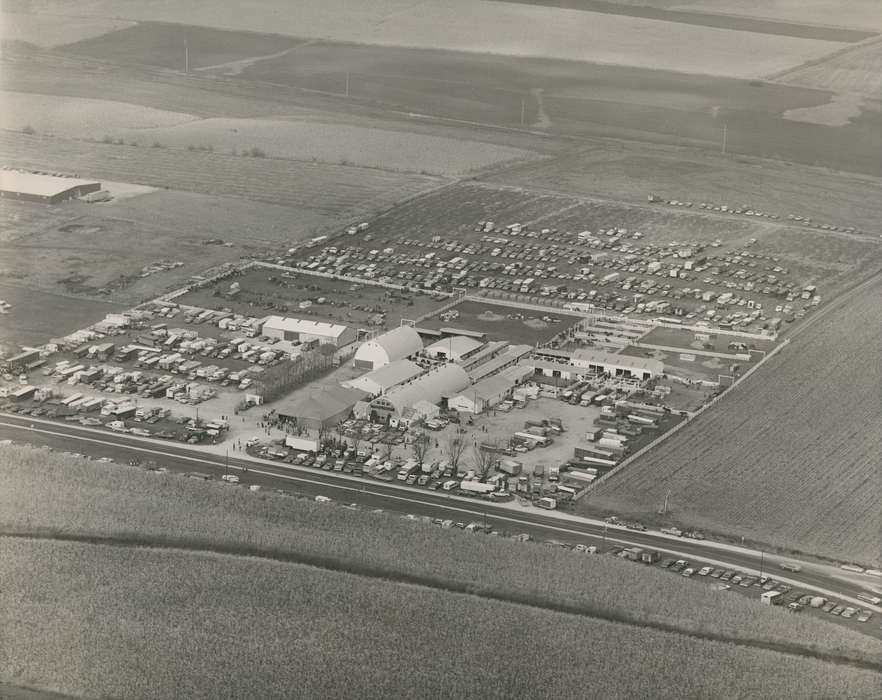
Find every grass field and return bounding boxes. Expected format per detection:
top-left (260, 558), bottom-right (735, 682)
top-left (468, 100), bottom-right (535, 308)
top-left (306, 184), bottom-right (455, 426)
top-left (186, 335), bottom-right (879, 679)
top-left (4, 539), bottom-right (880, 700)
top-left (488, 140), bottom-right (882, 241)
top-left (105, 117), bottom-right (543, 176)
top-left (0, 131), bottom-right (443, 215)
top-left (588, 276), bottom-right (882, 565)
top-left (0, 89), bottom-right (198, 137)
top-left (0, 443), bottom-right (878, 664)
top-left (0, 188), bottom-right (333, 305)
top-left (41, 0), bottom-right (848, 78)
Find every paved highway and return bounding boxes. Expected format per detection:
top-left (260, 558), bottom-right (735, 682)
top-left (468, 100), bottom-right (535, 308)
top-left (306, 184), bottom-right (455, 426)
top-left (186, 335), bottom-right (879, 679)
top-left (1, 413), bottom-right (879, 636)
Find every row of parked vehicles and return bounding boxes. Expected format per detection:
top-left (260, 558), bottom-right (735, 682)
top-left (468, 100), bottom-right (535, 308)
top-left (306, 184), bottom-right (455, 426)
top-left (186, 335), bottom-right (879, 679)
top-left (252, 442), bottom-right (515, 500)
top-left (653, 556), bottom-right (875, 622)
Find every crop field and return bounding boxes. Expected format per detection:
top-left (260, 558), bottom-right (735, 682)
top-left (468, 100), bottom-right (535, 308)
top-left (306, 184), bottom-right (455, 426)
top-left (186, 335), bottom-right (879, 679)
top-left (30, 0), bottom-right (848, 78)
top-left (588, 276), bottom-right (882, 565)
top-left (662, 0), bottom-right (882, 33)
top-left (0, 89), bottom-right (198, 137)
top-left (0, 131), bottom-right (443, 216)
top-left (1, 444), bottom-right (877, 663)
top-left (418, 299), bottom-right (577, 345)
top-left (62, 22), bottom-right (308, 71)
top-left (178, 265), bottom-right (453, 332)
top-left (0, 11), bottom-right (135, 48)
top-left (774, 38), bottom-right (882, 97)
top-left (4, 539), bottom-right (880, 700)
top-left (0, 189), bottom-right (331, 305)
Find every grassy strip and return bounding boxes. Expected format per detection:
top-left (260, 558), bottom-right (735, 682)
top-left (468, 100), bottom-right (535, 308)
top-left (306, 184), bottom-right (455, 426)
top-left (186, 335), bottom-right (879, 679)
top-left (2, 538), bottom-right (880, 700)
top-left (0, 444), bottom-right (877, 665)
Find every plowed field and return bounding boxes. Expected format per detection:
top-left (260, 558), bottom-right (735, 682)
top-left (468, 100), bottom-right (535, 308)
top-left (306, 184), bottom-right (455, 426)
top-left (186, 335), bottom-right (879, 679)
top-left (588, 275), bottom-right (882, 565)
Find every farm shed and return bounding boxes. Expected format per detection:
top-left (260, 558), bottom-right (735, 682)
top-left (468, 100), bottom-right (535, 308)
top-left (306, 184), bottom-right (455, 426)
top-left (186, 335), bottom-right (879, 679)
top-left (353, 325), bottom-right (423, 370)
top-left (424, 335), bottom-right (484, 363)
top-left (369, 363), bottom-right (469, 421)
top-left (277, 385), bottom-right (368, 430)
top-left (0, 170), bottom-right (101, 204)
top-left (341, 359), bottom-right (423, 396)
top-left (262, 316), bottom-right (355, 347)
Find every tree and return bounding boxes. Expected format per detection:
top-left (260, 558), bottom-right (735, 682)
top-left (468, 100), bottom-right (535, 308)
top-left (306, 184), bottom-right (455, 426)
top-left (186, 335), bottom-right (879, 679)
top-left (411, 430), bottom-right (430, 467)
top-left (472, 442), bottom-right (496, 481)
top-left (446, 435), bottom-right (466, 471)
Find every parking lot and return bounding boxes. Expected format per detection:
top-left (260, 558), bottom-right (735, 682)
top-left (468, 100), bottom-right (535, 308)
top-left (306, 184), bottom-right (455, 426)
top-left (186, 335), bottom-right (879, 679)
top-left (282, 182), bottom-right (836, 336)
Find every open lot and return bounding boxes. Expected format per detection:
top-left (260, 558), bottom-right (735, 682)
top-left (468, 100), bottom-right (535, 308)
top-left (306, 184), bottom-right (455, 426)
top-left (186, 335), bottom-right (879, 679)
top-left (587, 275), bottom-right (882, 566)
top-left (0, 282), bottom-right (125, 357)
top-left (178, 265), bottom-right (452, 333)
top-left (0, 190), bottom-right (330, 306)
top-left (418, 299), bottom-right (576, 346)
top-left (52, 3), bottom-right (848, 78)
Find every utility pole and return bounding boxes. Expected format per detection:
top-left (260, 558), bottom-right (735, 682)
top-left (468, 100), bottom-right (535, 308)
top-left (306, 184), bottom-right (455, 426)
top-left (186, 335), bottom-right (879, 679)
top-left (602, 521), bottom-right (607, 549)
top-left (721, 123), bottom-right (727, 155)
top-left (345, 71), bottom-right (350, 98)
top-left (185, 41), bottom-right (189, 74)
top-left (224, 449), bottom-right (229, 476)
top-left (760, 550), bottom-right (765, 577)
top-left (520, 97), bottom-right (526, 127)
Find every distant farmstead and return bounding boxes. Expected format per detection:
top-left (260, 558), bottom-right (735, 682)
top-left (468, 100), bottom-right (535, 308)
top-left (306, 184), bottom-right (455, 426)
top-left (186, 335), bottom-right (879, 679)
top-left (0, 170), bottom-right (101, 204)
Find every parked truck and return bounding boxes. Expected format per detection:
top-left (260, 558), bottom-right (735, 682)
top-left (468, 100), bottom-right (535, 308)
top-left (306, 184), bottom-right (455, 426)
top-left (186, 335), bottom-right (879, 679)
top-left (498, 459), bottom-right (522, 476)
top-left (459, 480), bottom-right (495, 495)
top-left (536, 497), bottom-right (557, 510)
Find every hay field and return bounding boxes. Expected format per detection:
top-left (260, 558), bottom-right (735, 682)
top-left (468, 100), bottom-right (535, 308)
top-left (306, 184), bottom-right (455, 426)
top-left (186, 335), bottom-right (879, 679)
top-left (589, 276), bottom-right (882, 565)
top-left (26, 0), bottom-right (847, 78)
top-left (0, 11), bottom-right (134, 48)
top-left (4, 539), bottom-right (880, 700)
top-left (108, 117), bottom-right (543, 176)
top-left (0, 90), bottom-right (198, 137)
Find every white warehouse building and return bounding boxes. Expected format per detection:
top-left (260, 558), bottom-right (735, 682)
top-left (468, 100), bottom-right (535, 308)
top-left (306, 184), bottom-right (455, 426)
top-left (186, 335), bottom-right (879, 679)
top-left (262, 316), bottom-right (355, 347)
top-left (353, 326), bottom-right (423, 370)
